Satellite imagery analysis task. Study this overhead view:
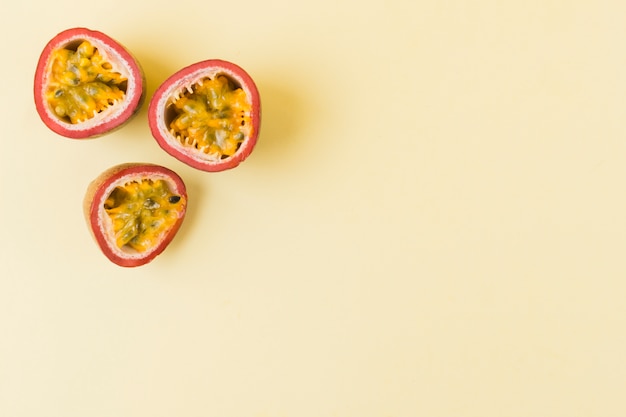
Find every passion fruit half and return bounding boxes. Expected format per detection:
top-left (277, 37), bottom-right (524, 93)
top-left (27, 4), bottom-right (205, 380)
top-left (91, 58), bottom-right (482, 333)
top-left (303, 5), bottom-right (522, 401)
top-left (148, 59), bottom-right (261, 172)
top-left (84, 163), bottom-right (187, 267)
top-left (34, 27), bottom-right (145, 139)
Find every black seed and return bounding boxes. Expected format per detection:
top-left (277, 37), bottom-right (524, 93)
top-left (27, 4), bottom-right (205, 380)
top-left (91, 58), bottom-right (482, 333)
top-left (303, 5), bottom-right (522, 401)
top-left (55, 89), bottom-right (64, 97)
top-left (169, 195), bottom-right (181, 204)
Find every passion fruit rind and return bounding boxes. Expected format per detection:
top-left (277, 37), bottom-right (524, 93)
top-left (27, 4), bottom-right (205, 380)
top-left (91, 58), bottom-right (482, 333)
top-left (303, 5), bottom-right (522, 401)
top-left (84, 163), bottom-right (187, 267)
top-left (35, 27), bottom-right (146, 139)
top-left (149, 59), bottom-right (261, 172)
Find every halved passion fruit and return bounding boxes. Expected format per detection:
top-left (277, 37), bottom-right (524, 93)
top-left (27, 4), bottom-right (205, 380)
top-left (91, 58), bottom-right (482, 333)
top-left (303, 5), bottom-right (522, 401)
top-left (148, 59), bottom-right (261, 172)
top-left (34, 27), bottom-right (145, 139)
top-left (84, 163), bottom-right (187, 267)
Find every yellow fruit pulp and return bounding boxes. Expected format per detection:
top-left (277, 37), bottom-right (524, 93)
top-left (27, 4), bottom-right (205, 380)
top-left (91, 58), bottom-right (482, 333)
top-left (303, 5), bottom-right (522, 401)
top-left (169, 75), bottom-right (252, 159)
top-left (46, 40), bottom-right (127, 124)
top-left (104, 179), bottom-right (185, 252)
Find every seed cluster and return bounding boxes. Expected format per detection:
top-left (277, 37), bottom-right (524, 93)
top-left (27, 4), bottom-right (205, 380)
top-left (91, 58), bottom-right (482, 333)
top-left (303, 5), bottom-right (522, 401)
top-left (104, 179), bottom-right (185, 252)
top-left (46, 40), bottom-right (127, 124)
top-left (168, 75), bottom-right (251, 160)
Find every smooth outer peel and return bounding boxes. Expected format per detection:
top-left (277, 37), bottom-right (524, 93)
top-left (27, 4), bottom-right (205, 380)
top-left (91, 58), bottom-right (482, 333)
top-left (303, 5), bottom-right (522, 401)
top-left (34, 27), bottom-right (145, 139)
top-left (84, 163), bottom-right (187, 267)
top-left (149, 59), bottom-right (261, 172)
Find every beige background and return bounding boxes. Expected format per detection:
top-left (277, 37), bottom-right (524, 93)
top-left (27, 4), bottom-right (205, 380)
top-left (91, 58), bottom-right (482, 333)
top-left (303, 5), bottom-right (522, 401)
top-left (1, 0), bottom-right (626, 416)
